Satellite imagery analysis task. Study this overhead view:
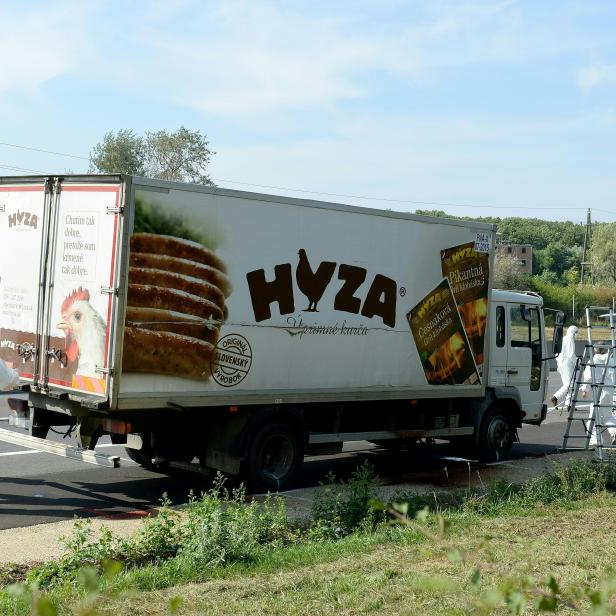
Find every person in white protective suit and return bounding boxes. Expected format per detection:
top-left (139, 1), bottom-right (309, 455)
top-left (580, 350), bottom-right (616, 446)
top-left (0, 358), bottom-right (18, 391)
top-left (551, 325), bottom-right (579, 407)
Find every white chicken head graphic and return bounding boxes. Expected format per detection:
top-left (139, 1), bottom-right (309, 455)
top-left (57, 287), bottom-right (107, 378)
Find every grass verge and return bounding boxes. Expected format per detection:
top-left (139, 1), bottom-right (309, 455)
top-left (1, 459), bottom-right (616, 615)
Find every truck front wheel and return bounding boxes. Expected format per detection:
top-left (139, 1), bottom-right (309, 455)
top-left (476, 406), bottom-right (515, 462)
top-left (244, 421), bottom-right (304, 493)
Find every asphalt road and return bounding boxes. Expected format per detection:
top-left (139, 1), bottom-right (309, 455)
top-left (0, 372), bottom-right (574, 530)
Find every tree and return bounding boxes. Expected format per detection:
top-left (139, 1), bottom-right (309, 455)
top-left (493, 253), bottom-right (531, 290)
top-left (89, 126), bottom-right (214, 185)
top-left (534, 242), bottom-right (578, 280)
top-left (591, 224), bottom-right (616, 283)
top-left (89, 129), bottom-right (146, 176)
top-left (145, 127), bottom-right (214, 185)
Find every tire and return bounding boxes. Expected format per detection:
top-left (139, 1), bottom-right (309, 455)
top-left (476, 406), bottom-right (515, 462)
top-left (124, 431), bottom-right (156, 469)
top-left (244, 420), bottom-right (304, 492)
top-left (125, 445), bottom-right (155, 468)
top-left (125, 436), bottom-right (194, 471)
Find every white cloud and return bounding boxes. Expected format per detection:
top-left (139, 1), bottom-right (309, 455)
top-left (576, 61), bottom-right (612, 90)
top-left (106, 1), bottom-right (376, 114)
top-left (0, 0), bottom-right (599, 115)
top-left (0, 2), bottom-right (92, 97)
top-left (209, 109), bottom-right (616, 222)
top-left (82, 0), bottom-right (590, 115)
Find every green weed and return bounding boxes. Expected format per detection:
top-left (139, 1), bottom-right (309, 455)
top-left (309, 460), bottom-right (382, 540)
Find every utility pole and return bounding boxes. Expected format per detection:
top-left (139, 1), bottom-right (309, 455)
top-left (580, 208), bottom-right (594, 285)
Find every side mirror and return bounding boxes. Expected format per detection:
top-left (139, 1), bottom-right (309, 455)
top-left (520, 305), bottom-right (532, 322)
top-left (552, 311), bottom-right (567, 355)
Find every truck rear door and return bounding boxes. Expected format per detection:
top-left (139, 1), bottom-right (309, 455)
top-left (0, 178), bottom-right (49, 384)
top-left (41, 178), bottom-right (124, 400)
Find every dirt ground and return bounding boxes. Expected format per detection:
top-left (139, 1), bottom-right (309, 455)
top-left (0, 449), bottom-right (596, 566)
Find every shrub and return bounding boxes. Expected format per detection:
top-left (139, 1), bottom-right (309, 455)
top-left (309, 461), bottom-right (382, 539)
top-left (178, 475), bottom-right (293, 569)
top-left (28, 518), bottom-right (123, 588)
top-left (26, 476), bottom-right (293, 590)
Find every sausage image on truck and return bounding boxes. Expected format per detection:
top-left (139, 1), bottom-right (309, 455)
top-left (0, 174), bottom-right (565, 491)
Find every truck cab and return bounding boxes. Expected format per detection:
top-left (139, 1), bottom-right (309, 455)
top-left (488, 290), bottom-right (553, 425)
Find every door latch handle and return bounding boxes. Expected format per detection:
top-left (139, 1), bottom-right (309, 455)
top-left (16, 343), bottom-right (36, 362)
top-left (507, 369), bottom-right (519, 375)
top-left (47, 347), bottom-right (67, 367)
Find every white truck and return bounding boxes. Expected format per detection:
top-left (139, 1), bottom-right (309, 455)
top-left (0, 174), bottom-right (564, 490)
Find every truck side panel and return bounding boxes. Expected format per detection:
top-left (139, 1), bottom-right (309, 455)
top-left (114, 182), bottom-right (494, 408)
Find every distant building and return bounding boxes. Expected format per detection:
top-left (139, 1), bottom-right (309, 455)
top-left (495, 235), bottom-right (533, 274)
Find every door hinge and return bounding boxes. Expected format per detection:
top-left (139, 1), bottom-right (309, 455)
top-left (100, 286), bottom-right (118, 295)
top-left (106, 206), bottom-right (123, 215)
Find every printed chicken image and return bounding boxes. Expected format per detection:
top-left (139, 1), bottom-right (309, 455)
top-left (123, 233), bottom-right (231, 379)
top-left (57, 288), bottom-right (107, 378)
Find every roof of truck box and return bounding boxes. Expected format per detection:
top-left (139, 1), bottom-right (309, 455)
top-left (0, 174), bottom-right (498, 232)
top-left (131, 175), bottom-right (498, 232)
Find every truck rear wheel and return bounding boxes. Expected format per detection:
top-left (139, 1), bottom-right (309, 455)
top-left (125, 444), bottom-right (156, 469)
top-left (476, 406), bottom-right (515, 462)
top-left (125, 432), bottom-right (156, 469)
top-left (244, 420), bottom-right (303, 493)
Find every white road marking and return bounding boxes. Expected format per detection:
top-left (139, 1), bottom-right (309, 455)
top-left (0, 449), bottom-right (41, 457)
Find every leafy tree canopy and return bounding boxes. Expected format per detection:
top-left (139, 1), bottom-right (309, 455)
top-left (90, 126), bottom-right (214, 185)
top-left (416, 208), bottom-right (615, 286)
top-left (591, 224), bottom-right (616, 283)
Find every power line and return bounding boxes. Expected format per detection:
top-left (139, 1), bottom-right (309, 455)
top-left (0, 139), bottom-right (613, 216)
top-left (212, 177), bottom-right (613, 213)
top-left (0, 163), bottom-right (47, 174)
top-left (0, 141), bottom-right (89, 160)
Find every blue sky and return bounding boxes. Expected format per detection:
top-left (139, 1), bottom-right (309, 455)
top-left (1, 0), bottom-right (615, 222)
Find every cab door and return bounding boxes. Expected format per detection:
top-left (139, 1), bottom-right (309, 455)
top-left (507, 303), bottom-right (544, 419)
top-left (488, 303), bottom-right (508, 386)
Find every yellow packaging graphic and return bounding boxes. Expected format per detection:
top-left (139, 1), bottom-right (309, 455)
top-left (407, 279), bottom-right (479, 386)
top-left (441, 242), bottom-right (489, 367)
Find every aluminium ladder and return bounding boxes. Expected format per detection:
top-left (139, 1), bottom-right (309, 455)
top-left (561, 307), bottom-right (616, 462)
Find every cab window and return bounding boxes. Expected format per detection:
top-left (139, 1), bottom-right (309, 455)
top-left (529, 307), bottom-right (542, 391)
top-left (510, 305), bottom-right (542, 391)
top-left (496, 306), bottom-right (505, 347)
top-left (510, 306), bottom-right (530, 347)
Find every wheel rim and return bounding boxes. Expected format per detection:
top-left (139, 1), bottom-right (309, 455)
top-left (487, 415), bottom-right (511, 453)
top-left (257, 433), bottom-right (295, 482)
